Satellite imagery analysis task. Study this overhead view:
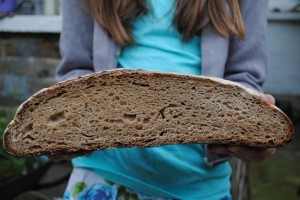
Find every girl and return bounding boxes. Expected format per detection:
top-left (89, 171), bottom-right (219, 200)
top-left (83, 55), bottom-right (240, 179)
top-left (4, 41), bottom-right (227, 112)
top-left (53, 0), bottom-right (276, 199)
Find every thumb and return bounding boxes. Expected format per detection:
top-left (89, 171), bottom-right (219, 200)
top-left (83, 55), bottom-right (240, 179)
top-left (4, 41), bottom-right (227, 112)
top-left (260, 94), bottom-right (275, 105)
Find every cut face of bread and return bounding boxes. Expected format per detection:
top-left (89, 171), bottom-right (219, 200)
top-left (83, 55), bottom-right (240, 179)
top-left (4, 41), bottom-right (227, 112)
top-left (3, 69), bottom-right (294, 156)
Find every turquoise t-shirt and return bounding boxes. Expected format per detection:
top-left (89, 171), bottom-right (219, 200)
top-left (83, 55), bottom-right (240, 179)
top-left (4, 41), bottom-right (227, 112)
top-left (73, 0), bottom-right (231, 199)
top-left (118, 0), bottom-right (201, 75)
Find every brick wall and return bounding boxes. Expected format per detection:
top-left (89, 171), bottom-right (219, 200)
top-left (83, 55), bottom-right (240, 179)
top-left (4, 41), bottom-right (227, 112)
top-left (0, 33), bottom-right (60, 109)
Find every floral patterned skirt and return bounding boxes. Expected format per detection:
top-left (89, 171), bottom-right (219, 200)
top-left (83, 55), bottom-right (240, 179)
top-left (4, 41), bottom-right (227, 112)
top-left (63, 168), bottom-right (232, 200)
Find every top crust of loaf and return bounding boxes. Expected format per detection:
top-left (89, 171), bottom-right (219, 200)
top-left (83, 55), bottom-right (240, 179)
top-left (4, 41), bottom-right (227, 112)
top-left (13, 69), bottom-right (260, 115)
top-left (3, 69), bottom-right (294, 156)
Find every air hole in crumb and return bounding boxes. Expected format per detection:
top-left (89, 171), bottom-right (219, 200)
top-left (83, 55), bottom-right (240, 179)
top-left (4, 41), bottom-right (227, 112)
top-left (29, 145), bottom-right (42, 151)
top-left (57, 90), bottom-right (67, 97)
top-left (24, 135), bottom-right (34, 141)
top-left (145, 138), bottom-right (156, 143)
top-left (132, 82), bottom-right (150, 87)
top-left (159, 132), bottom-right (166, 136)
top-left (103, 127), bottom-right (110, 131)
top-left (123, 113), bottom-right (137, 122)
top-left (143, 118), bottom-right (150, 124)
top-left (109, 119), bottom-right (124, 124)
top-left (114, 142), bottom-right (123, 147)
top-left (268, 140), bottom-right (274, 144)
top-left (47, 141), bottom-right (55, 145)
top-left (85, 90), bottom-right (91, 94)
top-left (86, 85), bottom-right (95, 89)
top-left (71, 95), bottom-right (81, 99)
top-left (72, 121), bottom-right (80, 128)
top-left (265, 135), bottom-right (271, 139)
top-left (24, 123), bottom-right (33, 132)
top-left (48, 112), bottom-right (65, 126)
top-left (120, 101), bottom-right (127, 106)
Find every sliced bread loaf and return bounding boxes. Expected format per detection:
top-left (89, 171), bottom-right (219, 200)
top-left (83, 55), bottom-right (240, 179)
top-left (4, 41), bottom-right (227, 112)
top-left (3, 69), bottom-right (294, 156)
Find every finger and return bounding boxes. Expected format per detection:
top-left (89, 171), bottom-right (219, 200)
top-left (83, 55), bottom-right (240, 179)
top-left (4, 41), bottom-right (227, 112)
top-left (227, 146), bottom-right (276, 163)
top-left (260, 94), bottom-right (276, 105)
top-left (227, 146), bottom-right (276, 157)
top-left (208, 145), bottom-right (276, 164)
top-left (47, 150), bottom-right (92, 162)
top-left (208, 145), bottom-right (254, 163)
top-left (207, 144), bottom-right (230, 154)
top-left (68, 150), bottom-right (92, 157)
top-left (47, 155), bottom-right (67, 163)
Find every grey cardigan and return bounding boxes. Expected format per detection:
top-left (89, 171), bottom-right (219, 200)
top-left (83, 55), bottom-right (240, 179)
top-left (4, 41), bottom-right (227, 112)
top-left (56, 0), bottom-right (268, 165)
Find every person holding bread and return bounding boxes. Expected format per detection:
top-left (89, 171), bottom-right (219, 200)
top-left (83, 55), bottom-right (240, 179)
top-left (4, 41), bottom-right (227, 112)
top-left (53, 0), bottom-right (276, 199)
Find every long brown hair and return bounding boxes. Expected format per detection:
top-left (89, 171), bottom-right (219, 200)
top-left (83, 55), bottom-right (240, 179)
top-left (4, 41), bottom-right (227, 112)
top-left (86, 0), bottom-right (245, 46)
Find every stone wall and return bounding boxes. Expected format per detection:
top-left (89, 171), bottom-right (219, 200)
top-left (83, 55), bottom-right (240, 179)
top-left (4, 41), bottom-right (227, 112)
top-left (0, 33), bottom-right (60, 109)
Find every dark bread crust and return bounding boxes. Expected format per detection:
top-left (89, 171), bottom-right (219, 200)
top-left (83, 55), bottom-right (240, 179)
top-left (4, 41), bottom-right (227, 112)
top-left (3, 69), bottom-right (294, 156)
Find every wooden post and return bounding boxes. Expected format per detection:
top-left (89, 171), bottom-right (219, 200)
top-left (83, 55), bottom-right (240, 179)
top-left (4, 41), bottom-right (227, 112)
top-left (230, 158), bottom-right (251, 200)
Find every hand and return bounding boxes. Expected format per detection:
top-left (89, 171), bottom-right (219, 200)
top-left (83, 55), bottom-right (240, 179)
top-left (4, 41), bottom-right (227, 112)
top-left (208, 145), bottom-right (276, 164)
top-left (260, 93), bottom-right (275, 105)
top-left (208, 93), bottom-right (277, 164)
top-left (47, 150), bottom-right (92, 162)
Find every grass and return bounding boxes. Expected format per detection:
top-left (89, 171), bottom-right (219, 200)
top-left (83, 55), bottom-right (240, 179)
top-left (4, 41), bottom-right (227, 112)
top-left (250, 125), bottom-right (300, 200)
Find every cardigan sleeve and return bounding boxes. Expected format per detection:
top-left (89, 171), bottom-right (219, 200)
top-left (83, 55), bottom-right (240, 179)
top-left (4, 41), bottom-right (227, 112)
top-left (55, 0), bottom-right (95, 81)
top-left (224, 0), bottom-right (268, 92)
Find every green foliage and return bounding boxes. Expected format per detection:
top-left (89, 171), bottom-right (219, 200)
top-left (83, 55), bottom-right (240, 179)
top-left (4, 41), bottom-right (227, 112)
top-left (0, 110), bottom-right (36, 182)
top-left (251, 144), bottom-right (300, 200)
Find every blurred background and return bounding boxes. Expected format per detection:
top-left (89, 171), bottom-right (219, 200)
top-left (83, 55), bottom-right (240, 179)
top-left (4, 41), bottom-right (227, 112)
top-left (0, 0), bottom-right (299, 199)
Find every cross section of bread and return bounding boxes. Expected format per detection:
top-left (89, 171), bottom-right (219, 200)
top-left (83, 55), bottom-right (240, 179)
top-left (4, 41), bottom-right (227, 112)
top-left (3, 69), bottom-right (294, 156)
